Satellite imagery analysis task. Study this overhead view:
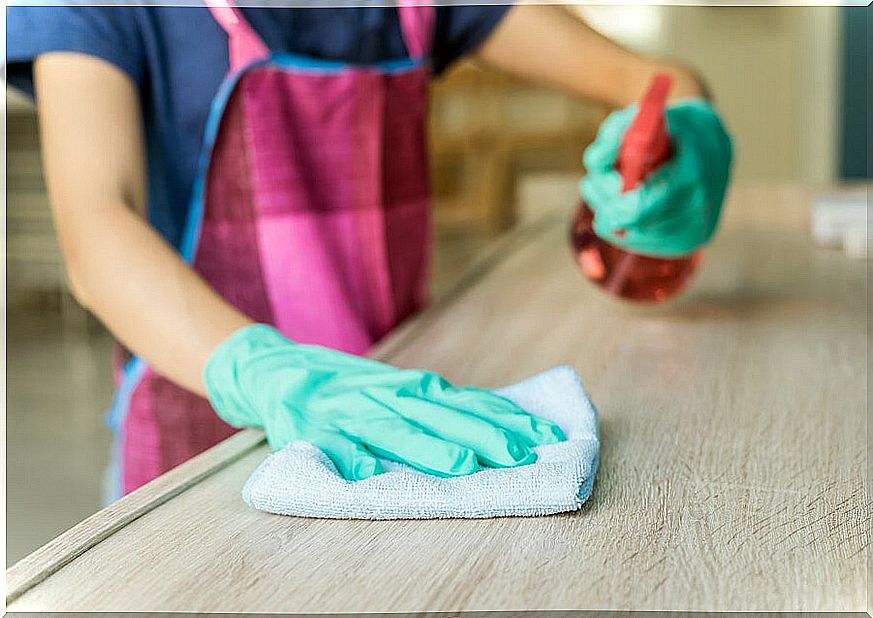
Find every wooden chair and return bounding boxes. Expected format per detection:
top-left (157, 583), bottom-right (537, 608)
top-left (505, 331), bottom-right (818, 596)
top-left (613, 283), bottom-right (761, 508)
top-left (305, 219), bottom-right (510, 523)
top-left (429, 61), bottom-right (608, 235)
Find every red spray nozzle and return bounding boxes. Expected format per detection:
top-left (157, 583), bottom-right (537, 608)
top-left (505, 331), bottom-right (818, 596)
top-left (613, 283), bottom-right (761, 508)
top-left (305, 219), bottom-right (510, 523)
top-left (616, 74), bottom-right (674, 192)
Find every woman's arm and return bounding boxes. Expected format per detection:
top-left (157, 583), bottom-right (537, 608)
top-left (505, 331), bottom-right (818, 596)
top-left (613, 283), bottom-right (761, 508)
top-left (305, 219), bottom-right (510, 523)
top-left (474, 5), bottom-right (706, 105)
top-left (34, 52), bottom-right (251, 396)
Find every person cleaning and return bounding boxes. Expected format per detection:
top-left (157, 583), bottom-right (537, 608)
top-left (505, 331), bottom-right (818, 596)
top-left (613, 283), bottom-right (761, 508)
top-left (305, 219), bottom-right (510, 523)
top-left (7, 3), bottom-right (732, 498)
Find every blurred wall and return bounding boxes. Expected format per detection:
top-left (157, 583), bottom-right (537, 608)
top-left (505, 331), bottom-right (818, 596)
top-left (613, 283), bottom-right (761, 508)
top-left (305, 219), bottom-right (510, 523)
top-left (577, 5), bottom-right (840, 183)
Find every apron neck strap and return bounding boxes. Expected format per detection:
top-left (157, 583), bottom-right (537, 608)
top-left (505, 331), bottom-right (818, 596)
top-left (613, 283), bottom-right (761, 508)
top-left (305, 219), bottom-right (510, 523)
top-left (207, 0), bottom-right (434, 69)
top-left (396, 2), bottom-right (435, 61)
top-left (206, 0), bottom-right (270, 71)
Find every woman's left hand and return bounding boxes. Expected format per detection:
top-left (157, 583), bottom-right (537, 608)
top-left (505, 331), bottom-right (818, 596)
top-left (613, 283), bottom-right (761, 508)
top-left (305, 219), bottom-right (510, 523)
top-left (580, 99), bottom-right (734, 258)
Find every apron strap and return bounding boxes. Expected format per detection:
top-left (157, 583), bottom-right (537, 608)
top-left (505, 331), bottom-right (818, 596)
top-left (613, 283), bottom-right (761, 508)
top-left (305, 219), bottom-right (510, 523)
top-left (206, 0), bottom-right (270, 71)
top-left (207, 0), bottom-right (431, 68)
top-left (397, 2), bottom-right (435, 61)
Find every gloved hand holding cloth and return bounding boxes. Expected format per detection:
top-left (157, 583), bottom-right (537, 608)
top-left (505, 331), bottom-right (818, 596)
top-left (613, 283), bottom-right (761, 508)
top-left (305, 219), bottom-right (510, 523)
top-left (580, 98), bottom-right (734, 258)
top-left (204, 324), bottom-right (566, 481)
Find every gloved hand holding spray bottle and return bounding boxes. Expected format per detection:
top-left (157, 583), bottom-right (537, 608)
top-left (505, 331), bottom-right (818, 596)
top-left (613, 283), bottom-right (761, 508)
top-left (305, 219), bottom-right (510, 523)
top-left (572, 74), bottom-right (734, 301)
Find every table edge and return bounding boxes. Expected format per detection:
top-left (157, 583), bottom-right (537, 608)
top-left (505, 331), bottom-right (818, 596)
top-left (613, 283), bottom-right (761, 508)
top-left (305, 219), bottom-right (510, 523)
top-left (6, 429), bottom-right (265, 604)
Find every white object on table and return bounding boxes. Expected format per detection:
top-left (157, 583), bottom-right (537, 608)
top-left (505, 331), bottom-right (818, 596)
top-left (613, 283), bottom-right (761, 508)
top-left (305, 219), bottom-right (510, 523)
top-left (843, 228), bottom-right (868, 259)
top-left (810, 192), bottom-right (867, 249)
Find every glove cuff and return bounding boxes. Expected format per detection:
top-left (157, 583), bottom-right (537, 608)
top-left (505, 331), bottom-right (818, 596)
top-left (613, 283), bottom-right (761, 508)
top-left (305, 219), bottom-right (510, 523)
top-left (667, 96), bottom-right (710, 109)
top-left (203, 323), bottom-right (291, 428)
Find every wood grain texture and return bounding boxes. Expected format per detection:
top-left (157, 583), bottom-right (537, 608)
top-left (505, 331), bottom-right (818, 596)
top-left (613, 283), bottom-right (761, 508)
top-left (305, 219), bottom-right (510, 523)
top-left (7, 183), bottom-right (869, 612)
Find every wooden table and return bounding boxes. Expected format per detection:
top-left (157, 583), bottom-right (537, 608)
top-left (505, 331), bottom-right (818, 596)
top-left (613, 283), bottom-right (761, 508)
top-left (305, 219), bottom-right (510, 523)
top-left (6, 183), bottom-right (869, 613)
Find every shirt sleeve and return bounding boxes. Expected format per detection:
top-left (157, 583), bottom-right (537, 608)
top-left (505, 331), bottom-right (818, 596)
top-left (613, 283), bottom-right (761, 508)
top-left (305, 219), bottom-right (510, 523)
top-left (432, 4), bottom-right (513, 74)
top-left (6, 6), bottom-right (145, 99)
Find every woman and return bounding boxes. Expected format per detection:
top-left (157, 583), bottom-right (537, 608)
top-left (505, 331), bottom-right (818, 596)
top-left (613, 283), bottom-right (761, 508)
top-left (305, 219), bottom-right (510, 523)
top-left (7, 3), bottom-right (732, 498)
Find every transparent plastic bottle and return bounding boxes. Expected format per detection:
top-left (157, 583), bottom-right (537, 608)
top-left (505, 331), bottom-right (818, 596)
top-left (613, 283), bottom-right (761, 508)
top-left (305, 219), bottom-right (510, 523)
top-left (570, 75), bottom-right (701, 302)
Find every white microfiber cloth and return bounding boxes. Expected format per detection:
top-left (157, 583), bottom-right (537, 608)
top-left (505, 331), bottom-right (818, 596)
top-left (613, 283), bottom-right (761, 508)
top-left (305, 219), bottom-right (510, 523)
top-left (242, 365), bottom-right (600, 519)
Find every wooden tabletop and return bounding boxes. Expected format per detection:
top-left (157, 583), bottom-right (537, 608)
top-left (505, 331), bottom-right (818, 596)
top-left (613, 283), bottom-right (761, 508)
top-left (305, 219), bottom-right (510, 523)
top-left (6, 183), bottom-right (869, 613)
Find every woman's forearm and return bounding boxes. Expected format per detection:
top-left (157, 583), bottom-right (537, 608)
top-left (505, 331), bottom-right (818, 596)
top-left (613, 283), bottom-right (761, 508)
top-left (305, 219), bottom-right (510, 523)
top-left (35, 52), bottom-right (250, 397)
top-left (475, 5), bottom-right (706, 106)
top-left (65, 202), bottom-right (251, 396)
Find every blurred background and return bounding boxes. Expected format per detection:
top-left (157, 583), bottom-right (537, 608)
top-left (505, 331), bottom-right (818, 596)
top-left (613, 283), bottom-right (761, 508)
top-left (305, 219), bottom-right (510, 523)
top-left (6, 4), bottom-right (869, 565)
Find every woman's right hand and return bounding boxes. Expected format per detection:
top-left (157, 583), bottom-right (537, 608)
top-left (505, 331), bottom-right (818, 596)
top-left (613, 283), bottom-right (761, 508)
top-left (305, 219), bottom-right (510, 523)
top-left (204, 324), bottom-right (566, 481)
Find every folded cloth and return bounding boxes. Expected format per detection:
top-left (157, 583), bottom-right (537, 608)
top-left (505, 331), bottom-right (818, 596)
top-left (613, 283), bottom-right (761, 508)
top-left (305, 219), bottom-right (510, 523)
top-left (242, 365), bottom-right (600, 519)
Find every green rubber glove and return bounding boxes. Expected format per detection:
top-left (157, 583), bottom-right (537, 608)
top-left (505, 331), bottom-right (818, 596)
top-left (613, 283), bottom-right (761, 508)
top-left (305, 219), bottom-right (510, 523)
top-left (204, 324), bottom-right (566, 481)
top-left (580, 98), bottom-right (733, 258)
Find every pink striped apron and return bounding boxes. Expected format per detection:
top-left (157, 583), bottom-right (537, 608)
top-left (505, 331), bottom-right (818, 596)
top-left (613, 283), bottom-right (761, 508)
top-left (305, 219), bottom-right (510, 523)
top-left (107, 2), bottom-right (434, 498)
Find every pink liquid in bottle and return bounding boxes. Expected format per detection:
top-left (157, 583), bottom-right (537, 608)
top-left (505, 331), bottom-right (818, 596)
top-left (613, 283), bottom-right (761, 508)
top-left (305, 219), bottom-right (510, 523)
top-left (571, 74), bottom-right (701, 302)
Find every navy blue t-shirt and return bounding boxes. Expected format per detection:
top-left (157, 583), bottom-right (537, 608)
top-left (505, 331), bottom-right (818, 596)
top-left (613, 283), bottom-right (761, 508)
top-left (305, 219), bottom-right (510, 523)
top-left (7, 6), bottom-right (510, 248)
